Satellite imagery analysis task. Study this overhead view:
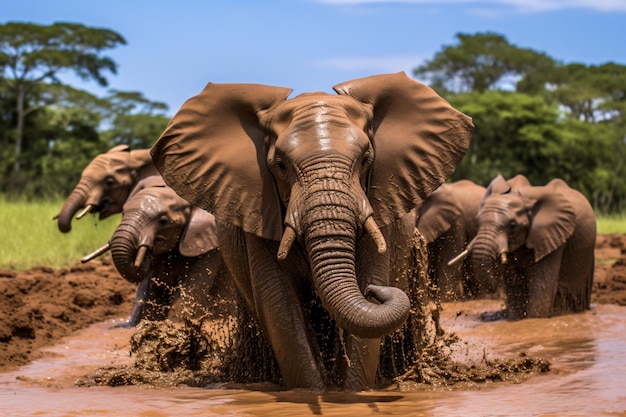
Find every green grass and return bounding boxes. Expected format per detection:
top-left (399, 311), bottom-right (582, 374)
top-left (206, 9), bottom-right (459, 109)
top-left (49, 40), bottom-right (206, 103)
top-left (596, 213), bottom-right (626, 234)
top-left (0, 198), bottom-right (120, 270)
top-left (1, 199), bottom-right (625, 271)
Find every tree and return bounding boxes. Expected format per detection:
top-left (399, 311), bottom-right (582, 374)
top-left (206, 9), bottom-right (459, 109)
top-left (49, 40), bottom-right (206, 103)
top-left (0, 21), bottom-right (126, 191)
top-left (100, 90), bottom-right (170, 149)
top-left (413, 32), bottom-right (556, 93)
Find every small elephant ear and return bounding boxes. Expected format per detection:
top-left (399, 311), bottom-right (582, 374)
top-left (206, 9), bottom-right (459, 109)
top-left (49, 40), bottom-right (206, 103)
top-left (179, 207), bottom-right (220, 257)
top-left (416, 185), bottom-right (457, 244)
top-left (521, 179), bottom-right (577, 262)
top-left (334, 72), bottom-right (473, 226)
top-left (151, 82), bottom-right (293, 240)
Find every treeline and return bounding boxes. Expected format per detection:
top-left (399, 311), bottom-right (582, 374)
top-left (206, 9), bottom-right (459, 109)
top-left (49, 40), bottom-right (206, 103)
top-left (416, 32), bottom-right (626, 213)
top-left (1, 24), bottom-right (625, 212)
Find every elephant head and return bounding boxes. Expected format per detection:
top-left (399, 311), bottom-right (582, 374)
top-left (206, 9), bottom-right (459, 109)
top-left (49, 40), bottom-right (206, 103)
top-left (151, 72), bottom-right (473, 339)
top-left (56, 145), bottom-right (159, 232)
top-left (110, 175), bottom-right (219, 284)
top-left (416, 180), bottom-right (487, 298)
top-left (463, 174), bottom-right (577, 292)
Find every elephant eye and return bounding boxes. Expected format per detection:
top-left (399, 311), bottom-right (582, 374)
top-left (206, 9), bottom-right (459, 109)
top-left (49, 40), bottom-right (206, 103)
top-left (104, 176), bottom-right (116, 187)
top-left (361, 150), bottom-right (374, 168)
top-left (509, 220), bottom-right (518, 231)
top-left (158, 215), bottom-right (170, 226)
top-left (273, 155), bottom-right (287, 178)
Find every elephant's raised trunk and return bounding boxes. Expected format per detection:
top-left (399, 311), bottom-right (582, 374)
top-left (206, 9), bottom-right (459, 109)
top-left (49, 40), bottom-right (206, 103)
top-left (110, 210), bottom-right (153, 283)
top-left (57, 178), bottom-right (96, 233)
top-left (299, 161), bottom-right (410, 339)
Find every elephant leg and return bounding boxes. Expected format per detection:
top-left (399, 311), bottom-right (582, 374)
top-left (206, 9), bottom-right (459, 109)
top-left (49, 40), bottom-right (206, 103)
top-left (217, 222), bottom-right (325, 390)
top-left (339, 334), bottom-right (380, 390)
top-left (244, 234), bottom-right (326, 390)
top-left (525, 246), bottom-right (564, 318)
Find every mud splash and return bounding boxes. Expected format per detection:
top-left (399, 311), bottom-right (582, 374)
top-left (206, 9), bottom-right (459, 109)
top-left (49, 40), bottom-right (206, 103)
top-left (1, 302), bottom-right (625, 416)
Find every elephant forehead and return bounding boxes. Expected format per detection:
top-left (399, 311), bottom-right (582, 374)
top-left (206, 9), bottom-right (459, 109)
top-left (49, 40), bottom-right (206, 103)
top-left (267, 93), bottom-right (371, 133)
top-left (88, 152), bottom-right (131, 175)
top-left (124, 187), bottom-right (189, 213)
top-left (482, 195), bottom-right (527, 217)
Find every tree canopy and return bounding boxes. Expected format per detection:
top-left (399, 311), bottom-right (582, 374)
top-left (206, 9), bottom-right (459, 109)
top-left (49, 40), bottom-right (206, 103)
top-left (0, 22), bottom-right (169, 198)
top-left (0, 24), bottom-right (624, 213)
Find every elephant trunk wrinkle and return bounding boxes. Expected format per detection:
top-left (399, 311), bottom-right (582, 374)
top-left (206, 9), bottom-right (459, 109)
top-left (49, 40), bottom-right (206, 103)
top-left (306, 219), bottom-right (409, 339)
top-left (111, 211), bottom-right (153, 283)
top-left (57, 178), bottom-right (95, 233)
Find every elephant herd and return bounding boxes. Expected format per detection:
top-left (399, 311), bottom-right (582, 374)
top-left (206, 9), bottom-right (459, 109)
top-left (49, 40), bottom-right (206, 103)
top-left (55, 72), bottom-right (596, 391)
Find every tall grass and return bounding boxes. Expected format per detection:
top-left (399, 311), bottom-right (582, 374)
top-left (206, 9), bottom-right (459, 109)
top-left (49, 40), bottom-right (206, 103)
top-left (1, 199), bottom-right (625, 271)
top-left (1, 198), bottom-right (120, 270)
top-left (596, 213), bottom-right (626, 234)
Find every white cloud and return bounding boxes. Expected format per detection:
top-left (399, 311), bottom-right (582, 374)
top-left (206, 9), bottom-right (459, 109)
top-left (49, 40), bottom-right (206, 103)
top-left (314, 55), bottom-right (427, 73)
top-left (314, 0), bottom-right (626, 13)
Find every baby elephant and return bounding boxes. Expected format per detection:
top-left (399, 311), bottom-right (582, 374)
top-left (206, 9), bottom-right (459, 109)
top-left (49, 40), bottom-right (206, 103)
top-left (416, 180), bottom-right (487, 300)
top-left (453, 174), bottom-right (596, 319)
top-left (108, 175), bottom-right (239, 328)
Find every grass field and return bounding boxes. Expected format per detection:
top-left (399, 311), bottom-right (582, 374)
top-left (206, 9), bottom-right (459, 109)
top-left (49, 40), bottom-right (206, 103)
top-left (1, 199), bottom-right (625, 271)
top-left (1, 198), bottom-right (120, 270)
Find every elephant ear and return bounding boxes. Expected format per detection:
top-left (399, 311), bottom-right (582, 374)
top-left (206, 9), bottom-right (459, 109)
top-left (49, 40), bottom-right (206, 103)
top-left (416, 185), bottom-right (458, 244)
top-left (151, 82), bottom-right (293, 240)
top-left (179, 207), bottom-right (220, 257)
top-left (521, 179), bottom-right (577, 262)
top-left (334, 72), bottom-right (473, 226)
top-left (107, 144), bottom-right (130, 153)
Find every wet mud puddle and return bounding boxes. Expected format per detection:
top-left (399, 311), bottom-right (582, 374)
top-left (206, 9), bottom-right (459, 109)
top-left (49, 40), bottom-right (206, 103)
top-left (1, 302), bottom-right (625, 416)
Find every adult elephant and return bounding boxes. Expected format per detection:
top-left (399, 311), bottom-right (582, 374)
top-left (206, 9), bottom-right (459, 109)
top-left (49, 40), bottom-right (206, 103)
top-left (108, 175), bottom-right (236, 329)
top-left (151, 72), bottom-right (473, 390)
top-left (455, 174), bottom-right (596, 320)
top-left (56, 144), bottom-right (158, 232)
top-left (416, 180), bottom-right (487, 300)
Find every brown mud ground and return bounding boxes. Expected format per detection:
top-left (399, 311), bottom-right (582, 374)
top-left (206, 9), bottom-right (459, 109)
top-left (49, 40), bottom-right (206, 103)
top-left (1, 234), bottom-right (625, 387)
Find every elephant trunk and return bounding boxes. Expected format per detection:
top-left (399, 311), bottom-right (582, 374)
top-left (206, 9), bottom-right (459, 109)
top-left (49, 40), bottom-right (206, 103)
top-left (301, 170), bottom-right (410, 339)
top-left (57, 179), bottom-right (96, 233)
top-left (110, 210), bottom-right (153, 283)
top-left (470, 226), bottom-right (504, 293)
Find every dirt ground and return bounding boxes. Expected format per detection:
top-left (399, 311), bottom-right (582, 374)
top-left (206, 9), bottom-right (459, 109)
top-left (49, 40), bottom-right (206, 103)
top-left (1, 234), bottom-right (625, 374)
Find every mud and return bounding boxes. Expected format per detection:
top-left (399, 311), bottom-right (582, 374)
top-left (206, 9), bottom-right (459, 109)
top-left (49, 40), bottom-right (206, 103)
top-left (1, 234), bottom-right (625, 389)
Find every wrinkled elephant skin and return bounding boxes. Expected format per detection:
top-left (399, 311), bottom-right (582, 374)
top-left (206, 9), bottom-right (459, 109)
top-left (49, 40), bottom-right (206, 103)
top-left (151, 72), bottom-right (473, 390)
top-left (466, 174), bottom-right (596, 319)
top-left (416, 180), bottom-right (487, 300)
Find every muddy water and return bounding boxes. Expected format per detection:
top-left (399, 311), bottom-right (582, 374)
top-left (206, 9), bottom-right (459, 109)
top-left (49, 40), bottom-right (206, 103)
top-left (1, 302), bottom-right (625, 416)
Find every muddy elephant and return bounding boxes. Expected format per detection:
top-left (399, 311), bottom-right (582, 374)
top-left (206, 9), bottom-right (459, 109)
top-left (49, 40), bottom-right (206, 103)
top-left (151, 72), bottom-right (473, 390)
top-left (457, 174), bottom-right (596, 320)
top-left (106, 175), bottom-right (234, 325)
top-left (416, 180), bottom-right (487, 300)
top-left (56, 144), bottom-right (158, 232)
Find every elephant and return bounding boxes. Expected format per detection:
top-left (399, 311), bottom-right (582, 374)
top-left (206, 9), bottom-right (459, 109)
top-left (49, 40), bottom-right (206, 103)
top-left (108, 175), bottom-right (235, 326)
top-left (416, 180), bottom-right (487, 300)
top-left (56, 144), bottom-right (159, 233)
top-left (453, 174), bottom-right (596, 320)
top-left (56, 144), bottom-right (168, 326)
top-left (150, 71), bottom-right (473, 390)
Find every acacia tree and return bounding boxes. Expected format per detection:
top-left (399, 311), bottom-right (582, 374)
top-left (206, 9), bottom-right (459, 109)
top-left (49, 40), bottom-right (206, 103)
top-left (0, 21), bottom-right (126, 191)
top-left (413, 32), bottom-right (556, 93)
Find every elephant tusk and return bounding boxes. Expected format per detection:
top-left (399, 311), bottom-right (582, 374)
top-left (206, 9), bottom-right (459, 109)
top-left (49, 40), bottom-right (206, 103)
top-left (277, 226), bottom-right (297, 261)
top-left (500, 252), bottom-right (508, 265)
top-left (81, 242), bottom-right (111, 263)
top-left (76, 205), bottom-right (94, 219)
top-left (134, 246), bottom-right (149, 269)
top-left (447, 249), bottom-right (469, 266)
top-left (365, 217), bottom-right (387, 254)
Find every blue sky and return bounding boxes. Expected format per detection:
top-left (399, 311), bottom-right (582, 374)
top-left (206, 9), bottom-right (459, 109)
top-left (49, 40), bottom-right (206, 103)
top-left (3, 0), bottom-right (625, 116)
